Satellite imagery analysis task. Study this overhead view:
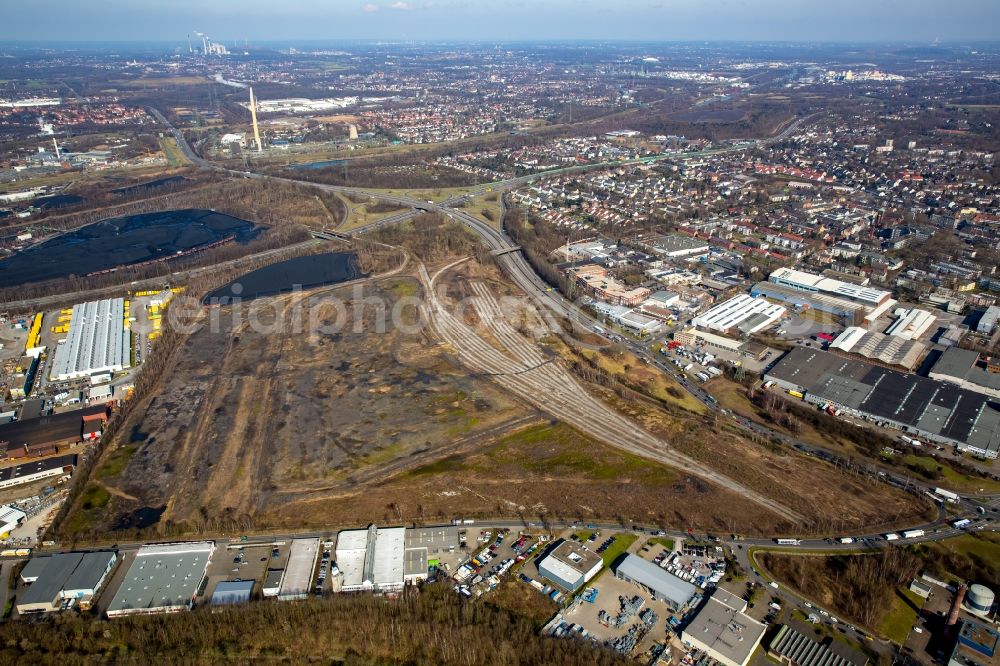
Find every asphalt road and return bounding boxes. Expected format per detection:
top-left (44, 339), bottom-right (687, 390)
top-left (150, 108), bottom-right (998, 532)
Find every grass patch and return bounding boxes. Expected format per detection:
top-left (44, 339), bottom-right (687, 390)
top-left (880, 588), bottom-right (923, 644)
top-left (158, 137), bottom-right (191, 166)
top-left (907, 532), bottom-right (1000, 590)
top-left (596, 533), bottom-right (638, 567)
top-left (896, 454), bottom-right (1000, 493)
top-left (79, 483), bottom-right (111, 511)
top-left (95, 445), bottom-right (137, 481)
top-left (486, 424), bottom-right (676, 485)
top-left (62, 483), bottom-right (113, 536)
top-left (406, 455), bottom-right (468, 477)
top-left (647, 537), bottom-right (675, 551)
top-left (462, 193), bottom-right (503, 230)
top-left (387, 280), bottom-right (419, 299)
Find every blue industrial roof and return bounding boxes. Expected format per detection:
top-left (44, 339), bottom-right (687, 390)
top-left (210, 580), bottom-right (254, 606)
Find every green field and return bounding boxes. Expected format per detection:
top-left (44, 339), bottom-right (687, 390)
top-left (896, 454), bottom-right (1000, 493)
top-left (158, 137), bottom-right (191, 166)
top-left (880, 588), bottom-right (924, 644)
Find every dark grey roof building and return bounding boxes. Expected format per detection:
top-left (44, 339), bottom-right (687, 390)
top-left (16, 551), bottom-right (117, 614)
top-left (765, 348), bottom-right (1000, 459)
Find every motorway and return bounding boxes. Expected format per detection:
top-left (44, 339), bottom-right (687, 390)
top-left (149, 108), bottom-right (999, 531)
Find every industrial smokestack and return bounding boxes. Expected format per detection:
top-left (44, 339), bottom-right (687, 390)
top-left (52, 137), bottom-right (60, 160)
top-left (948, 584), bottom-right (968, 626)
top-left (248, 87), bottom-right (263, 152)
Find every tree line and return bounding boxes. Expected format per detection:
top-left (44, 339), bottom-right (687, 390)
top-left (0, 583), bottom-right (625, 665)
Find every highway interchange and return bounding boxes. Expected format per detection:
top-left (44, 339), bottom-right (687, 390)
top-left (151, 105), bottom-right (1000, 532)
top-left (37, 110), bottom-right (987, 641)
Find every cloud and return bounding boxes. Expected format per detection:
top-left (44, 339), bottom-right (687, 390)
top-left (361, 2), bottom-right (379, 11)
top-left (389, 1), bottom-right (412, 9)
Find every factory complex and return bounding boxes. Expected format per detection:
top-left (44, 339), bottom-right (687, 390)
top-left (753, 267), bottom-right (896, 321)
top-left (829, 327), bottom-right (927, 371)
top-left (50, 298), bottom-right (131, 382)
top-left (765, 347), bottom-right (1000, 458)
top-left (17, 551), bottom-right (117, 613)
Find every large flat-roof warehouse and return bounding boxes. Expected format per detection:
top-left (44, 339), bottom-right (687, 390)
top-left (106, 542), bottom-right (214, 617)
top-left (50, 298), bottom-right (131, 381)
top-left (337, 525), bottom-right (436, 594)
top-left (692, 294), bottom-right (786, 336)
top-left (765, 347), bottom-right (1000, 458)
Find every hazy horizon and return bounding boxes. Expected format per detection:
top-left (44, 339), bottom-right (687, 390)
top-left (2, 0), bottom-right (998, 44)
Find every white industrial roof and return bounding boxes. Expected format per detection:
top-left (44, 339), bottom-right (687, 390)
top-left (692, 294), bottom-right (785, 333)
top-left (770, 267), bottom-right (890, 306)
top-left (885, 308), bottom-right (936, 340)
top-left (279, 538), bottom-right (320, 599)
top-left (370, 527), bottom-right (405, 587)
top-left (0, 504), bottom-right (26, 533)
top-left (51, 298), bottom-right (130, 381)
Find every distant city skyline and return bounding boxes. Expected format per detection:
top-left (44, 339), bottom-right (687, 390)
top-left (1, 0), bottom-right (999, 44)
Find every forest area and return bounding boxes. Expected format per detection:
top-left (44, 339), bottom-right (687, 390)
top-left (759, 550), bottom-right (922, 630)
top-left (0, 584), bottom-right (624, 665)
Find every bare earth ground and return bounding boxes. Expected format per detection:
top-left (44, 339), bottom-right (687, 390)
top-left (71, 255), bottom-right (932, 538)
top-left (93, 276), bottom-right (529, 533)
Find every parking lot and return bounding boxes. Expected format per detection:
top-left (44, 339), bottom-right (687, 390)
top-left (200, 541), bottom-right (289, 602)
top-left (454, 528), bottom-right (548, 597)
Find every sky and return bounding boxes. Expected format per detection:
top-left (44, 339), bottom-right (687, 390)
top-left (1, 0), bottom-right (998, 43)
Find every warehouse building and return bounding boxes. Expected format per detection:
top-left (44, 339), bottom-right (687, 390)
top-left (106, 542), bottom-right (214, 617)
top-left (337, 526), bottom-right (406, 594)
top-left (0, 454), bottom-right (77, 490)
top-left (765, 348), bottom-right (1000, 458)
top-left (50, 298), bottom-right (131, 382)
top-left (278, 538), bottom-right (320, 600)
top-left (614, 554), bottom-right (698, 611)
top-left (755, 268), bottom-right (896, 321)
top-left (977, 306), bottom-right (1000, 335)
top-left (929, 347), bottom-right (1000, 400)
top-left (0, 404), bottom-right (109, 458)
top-left (537, 541), bottom-right (603, 592)
top-left (681, 589), bottom-right (766, 666)
top-left (337, 525), bottom-right (434, 594)
top-left (768, 268), bottom-right (892, 308)
top-left (829, 327), bottom-right (927, 371)
top-left (885, 308), bottom-right (936, 341)
top-left (692, 294), bottom-right (786, 336)
top-left (210, 580), bottom-right (255, 606)
top-left (17, 551), bottom-right (117, 613)
top-left (641, 234), bottom-right (710, 259)
top-left (769, 623), bottom-right (869, 666)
